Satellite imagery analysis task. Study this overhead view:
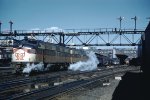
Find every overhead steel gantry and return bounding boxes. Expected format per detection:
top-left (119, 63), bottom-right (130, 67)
top-left (0, 28), bottom-right (144, 46)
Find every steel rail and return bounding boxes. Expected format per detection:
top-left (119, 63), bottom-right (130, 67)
top-left (2, 66), bottom-right (140, 100)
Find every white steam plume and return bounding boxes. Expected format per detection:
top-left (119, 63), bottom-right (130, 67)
top-left (45, 27), bottom-right (63, 32)
top-left (23, 62), bottom-right (44, 73)
top-left (69, 51), bottom-right (99, 71)
top-left (29, 27), bottom-right (63, 32)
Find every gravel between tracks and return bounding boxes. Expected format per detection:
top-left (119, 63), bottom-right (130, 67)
top-left (53, 77), bottom-right (120, 100)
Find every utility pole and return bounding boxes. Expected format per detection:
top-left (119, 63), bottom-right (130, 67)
top-left (117, 16), bottom-right (124, 30)
top-left (117, 16), bottom-right (124, 46)
top-left (131, 16), bottom-right (137, 31)
top-left (9, 20), bottom-right (13, 33)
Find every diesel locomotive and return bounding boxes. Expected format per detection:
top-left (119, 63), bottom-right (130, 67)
top-left (11, 37), bottom-right (88, 72)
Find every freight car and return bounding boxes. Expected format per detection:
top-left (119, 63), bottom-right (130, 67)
top-left (95, 53), bottom-right (111, 67)
top-left (0, 48), bottom-right (11, 66)
top-left (0, 39), bottom-right (20, 67)
top-left (129, 40), bottom-right (142, 66)
top-left (12, 37), bottom-right (88, 73)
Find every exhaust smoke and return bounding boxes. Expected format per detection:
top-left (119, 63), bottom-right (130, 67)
top-left (69, 51), bottom-right (99, 71)
top-left (23, 62), bottom-right (44, 73)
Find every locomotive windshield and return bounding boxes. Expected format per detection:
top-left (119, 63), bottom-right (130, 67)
top-left (22, 44), bottom-right (36, 49)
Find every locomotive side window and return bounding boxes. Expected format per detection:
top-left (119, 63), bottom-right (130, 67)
top-left (48, 50), bottom-right (56, 56)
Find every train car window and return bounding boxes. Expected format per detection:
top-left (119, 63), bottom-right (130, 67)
top-left (44, 49), bottom-right (52, 55)
top-left (45, 49), bottom-right (50, 55)
top-left (51, 45), bottom-right (56, 50)
top-left (49, 50), bottom-right (56, 56)
top-left (56, 46), bottom-right (60, 51)
top-left (45, 43), bottom-right (52, 50)
top-left (57, 52), bottom-right (60, 56)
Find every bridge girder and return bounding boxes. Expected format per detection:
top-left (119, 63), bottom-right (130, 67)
top-left (0, 29), bottom-right (144, 46)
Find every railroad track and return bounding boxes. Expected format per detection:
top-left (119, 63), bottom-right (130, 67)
top-left (0, 66), bottom-right (140, 100)
top-left (0, 67), bottom-right (112, 93)
top-left (0, 74), bottom-right (61, 96)
top-left (0, 67), bottom-right (14, 73)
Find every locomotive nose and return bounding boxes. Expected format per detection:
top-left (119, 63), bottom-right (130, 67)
top-left (12, 48), bottom-right (36, 62)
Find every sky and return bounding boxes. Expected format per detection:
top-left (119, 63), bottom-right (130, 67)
top-left (0, 0), bottom-right (150, 30)
top-left (0, 0), bottom-right (150, 50)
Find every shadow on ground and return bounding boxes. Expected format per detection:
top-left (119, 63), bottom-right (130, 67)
top-left (112, 21), bottom-right (150, 100)
top-left (112, 70), bottom-right (149, 100)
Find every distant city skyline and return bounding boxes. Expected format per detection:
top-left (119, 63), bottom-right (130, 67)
top-left (0, 0), bottom-right (150, 31)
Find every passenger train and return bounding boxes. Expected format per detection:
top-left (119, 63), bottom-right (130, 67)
top-left (11, 37), bottom-right (88, 73)
top-left (0, 37), bottom-right (112, 74)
